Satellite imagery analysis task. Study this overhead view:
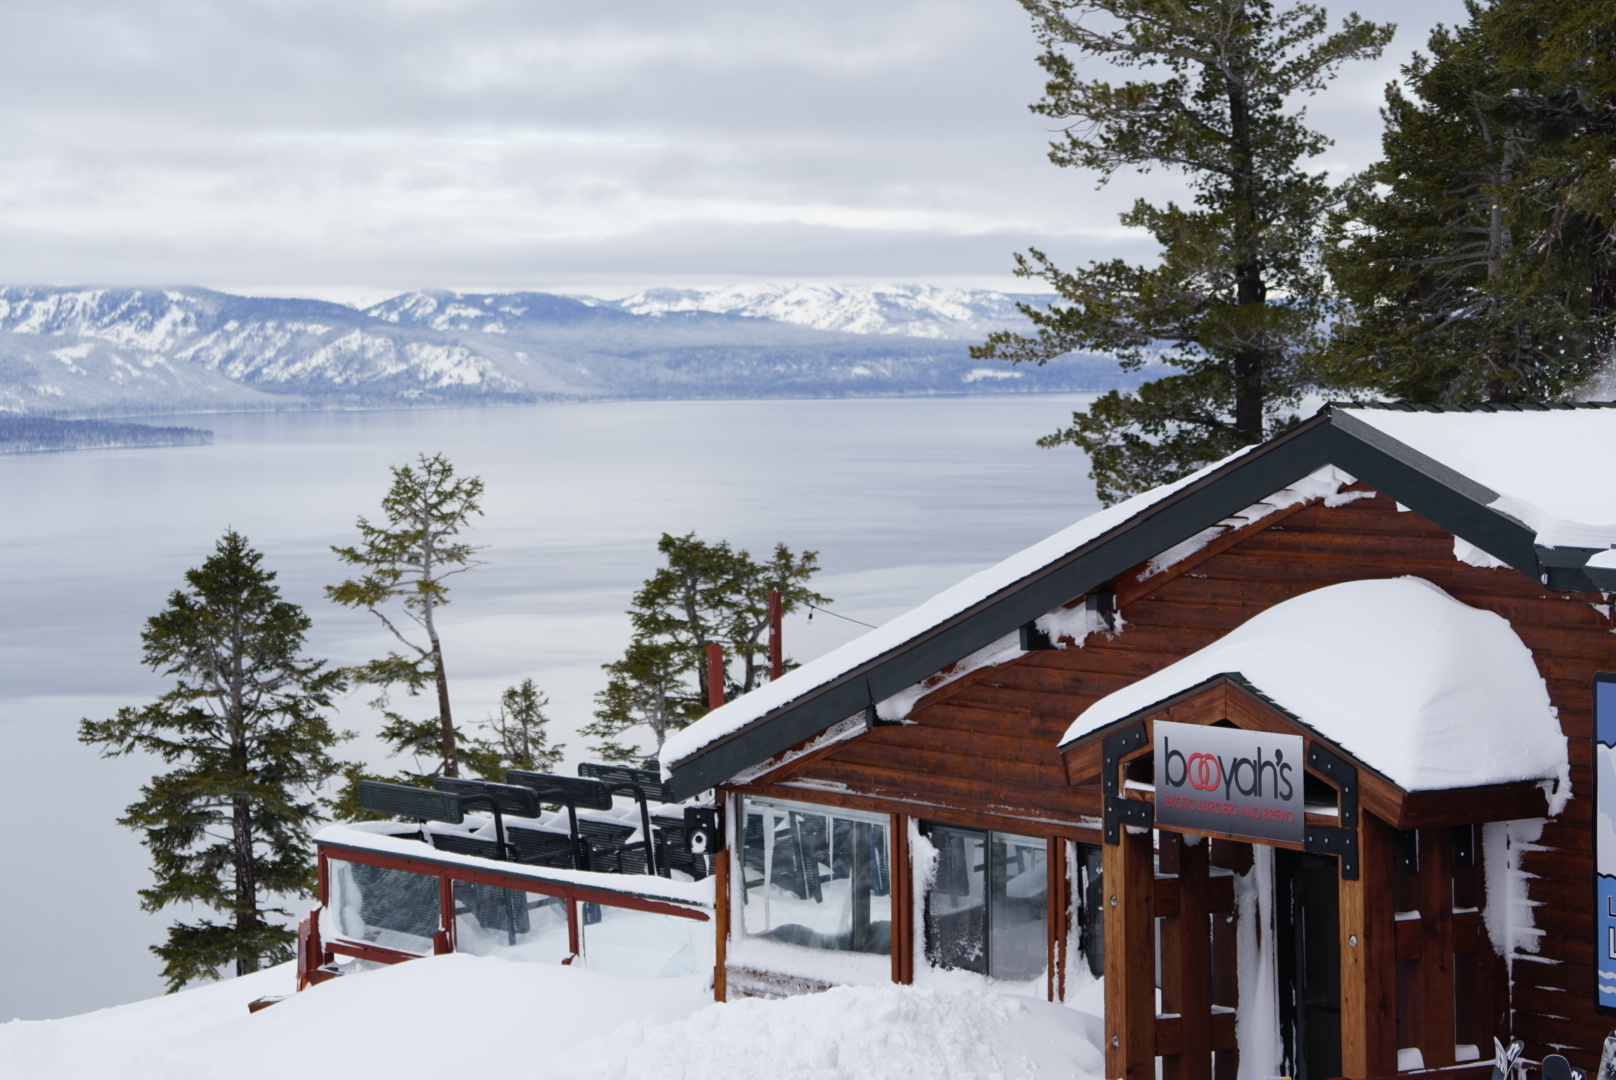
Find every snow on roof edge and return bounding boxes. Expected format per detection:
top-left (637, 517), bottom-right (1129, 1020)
top-left (1337, 405), bottom-right (1616, 550)
top-left (662, 443), bottom-right (1262, 768)
top-left (1057, 577), bottom-right (1569, 796)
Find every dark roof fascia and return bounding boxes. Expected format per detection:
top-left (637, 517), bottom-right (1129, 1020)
top-left (1324, 411), bottom-right (1542, 577)
top-left (1584, 563), bottom-right (1616, 592)
top-left (665, 415), bottom-right (1337, 798)
top-left (1329, 403), bottom-right (1612, 591)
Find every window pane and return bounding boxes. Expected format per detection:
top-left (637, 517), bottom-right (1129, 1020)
top-left (1077, 843), bottom-right (1105, 978)
top-left (740, 797), bottom-right (891, 955)
top-left (329, 859), bottom-right (439, 955)
top-left (452, 883), bottom-right (571, 964)
top-left (988, 831), bottom-right (1047, 982)
top-left (582, 904), bottom-right (704, 978)
top-left (925, 825), bottom-right (987, 974)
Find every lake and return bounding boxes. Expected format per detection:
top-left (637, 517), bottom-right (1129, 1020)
top-left (0, 394), bottom-right (1103, 1021)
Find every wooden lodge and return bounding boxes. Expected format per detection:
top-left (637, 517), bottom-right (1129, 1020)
top-left (659, 403), bottom-right (1616, 1080)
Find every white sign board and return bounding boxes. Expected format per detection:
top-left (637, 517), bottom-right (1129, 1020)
top-left (1154, 720), bottom-right (1305, 844)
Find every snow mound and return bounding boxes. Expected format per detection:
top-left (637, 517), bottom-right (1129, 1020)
top-left (0, 953), bottom-right (1102, 1080)
top-left (0, 954), bottom-right (707, 1080)
top-left (544, 982), bottom-right (1104, 1080)
top-left (1063, 577), bottom-right (1568, 795)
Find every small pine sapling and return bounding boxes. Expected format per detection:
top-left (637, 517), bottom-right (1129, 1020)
top-left (464, 678), bottom-right (566, 778)
top-left (328, 452), bottom-right (484, 779)
top-left (587, 533), bottom-right (829, 762)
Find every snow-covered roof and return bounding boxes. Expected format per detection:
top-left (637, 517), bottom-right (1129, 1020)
top-left (1338, 404), bottom-right (1616, 549)
top-left (665, 402), bottom-right (1614, 799)
top-left (1061, 577), bottom-right (1568, 794)
top-left (661, 446), bottom-right (1258, 769)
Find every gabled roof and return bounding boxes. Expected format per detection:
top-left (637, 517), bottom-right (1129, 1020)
top-left (664, 401), bottom-right (1616, 799)
top-left (1059, 577), bottom-right (1568, 795)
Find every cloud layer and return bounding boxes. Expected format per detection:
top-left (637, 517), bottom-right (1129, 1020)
top-left (0, 0), bottom-right (1465, 296)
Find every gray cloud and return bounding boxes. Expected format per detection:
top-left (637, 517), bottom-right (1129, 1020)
top-left (0, 0), bottom-right (1470, 296)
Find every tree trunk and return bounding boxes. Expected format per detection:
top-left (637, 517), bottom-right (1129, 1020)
top-left (233, 791), bottom-right (259, 977)
top-left (432, 643), bottom-right (459, 778)
top-left (420, 534), bottom-right (459, 777)
top-left (1228, 72), bottom-right (1267, 446)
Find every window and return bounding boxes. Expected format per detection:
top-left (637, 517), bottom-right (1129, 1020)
top-left (924, 825), bottom-right (1048, 982)
top-left (329, 859), bottom-right (440, 955)
top-left (452, 884), bottom-right (571, 964)
top-left (740, 796), bottom-right (891, 955)
top-left (1075, 842), bottom-right (1104, 978)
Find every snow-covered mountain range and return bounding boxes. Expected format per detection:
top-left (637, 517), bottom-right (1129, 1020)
top-left (0, 284), bottom-right (1126, 416)
top-left (612, 283), bottom-right (1051, 340)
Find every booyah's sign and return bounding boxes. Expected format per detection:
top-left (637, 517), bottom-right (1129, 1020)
top-left (1154, 720), bottom-right (1305, 844)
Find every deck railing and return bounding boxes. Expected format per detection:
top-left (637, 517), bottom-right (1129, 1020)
top-left (298, 822), bottom-right (712, 990)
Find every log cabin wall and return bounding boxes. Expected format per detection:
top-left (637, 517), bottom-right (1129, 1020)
top-left (759, 485), bottom-right (1616, 1064)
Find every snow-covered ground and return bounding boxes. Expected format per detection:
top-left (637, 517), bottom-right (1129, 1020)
top-left (0, 954), bottom-right (1105, 1080)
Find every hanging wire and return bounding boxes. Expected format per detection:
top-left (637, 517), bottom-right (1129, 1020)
top-left (806, 602), bottom-right (877, 629)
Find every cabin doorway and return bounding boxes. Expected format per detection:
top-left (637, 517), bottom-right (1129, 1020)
top-left (1276, 849), bottom-right (1342, 1080)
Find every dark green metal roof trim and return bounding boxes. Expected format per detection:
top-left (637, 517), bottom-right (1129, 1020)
top-left (666, 404), bottom-right (1610, 799)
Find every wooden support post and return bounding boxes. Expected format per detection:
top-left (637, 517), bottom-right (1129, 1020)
top-left (768, 589), bottom-right (783, 682)
top-left (435, 874), bottom-right (456, 955)
top-left (707, 642), bottom-right (725, 710)
top-left (1166, 835), bottom-right (1212, 1080)
top-left (1048, 836), bottom-right (1070, 1003)
top-left (713, 841), bottom-right (730, 1001)
top-left (891, 815), bottom-right (913, 985)
top-left (1105, 824), bottom-right (1156, 1080)
top-left (566, 899), bottom-right (581, 963)
top-left (1416, 828), bottom-right (1456, 1068)
top-left (1341, 814), bottom-right (1397, 1080)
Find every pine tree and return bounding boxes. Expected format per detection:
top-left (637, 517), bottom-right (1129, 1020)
top-left (972, 0), bottom-right (1392, 504)
top-left (463, 678), bottom-right (565, 779)
top-left (79, 531), bottom-right (347, 991)
top-left (584, 640), bottom-right (693, 764)
top-left (1317, 2), bottom-right (1610, 401)
top-left (584, 533), bottom-right (829, 762)
top-left (328, 452), bottom-right (484, 780)
top-left (1484, 0), bottom-right (1616, 370)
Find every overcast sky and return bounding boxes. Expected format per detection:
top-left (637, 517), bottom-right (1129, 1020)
top-left (0, 0), bottom-right (1469, 302)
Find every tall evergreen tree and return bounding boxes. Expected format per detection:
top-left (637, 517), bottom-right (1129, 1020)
top-left (1485, 0), bottom-right (1616, 371)
top-left (1317, 2), bottom-right (1610, 401)
top-left (79, 531), bottom-right (346, 991)
top-left (973, 0), bottom-right (1391, 504)
top-left (328, 452), bottom-right (484, 780)
top-left (584, 533), bottom-right (829, 762)
top-left (463, 678), bottom-right (565, 779)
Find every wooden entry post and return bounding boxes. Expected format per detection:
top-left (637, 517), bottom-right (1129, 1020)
top-left (1104, 822), bottom-right (1156, 1080)
top-left (1161, 833), bottom-right (1212, 1080)
top-left (1339, 813), bottom-right (1396, 1079)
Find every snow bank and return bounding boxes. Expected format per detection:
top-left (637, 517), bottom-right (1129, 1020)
top-left (0, 953), bottom-right (1103, 1080)
top-left (0, 954), bottom-right (709, 1080)
top-left (1061, 578), bottom-right (1568, 795)
top-left (1341, 407), bottom-right (1616, 549)
top-left (543, 982), bottom-right (1105, 1080)
top-left (664, 444), bottom-right (1259, 766)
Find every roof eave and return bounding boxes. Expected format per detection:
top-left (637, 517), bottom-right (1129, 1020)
top-left (664, 413), bottom-right (1337, 799)
top-left (666, 404), bottom-right (1595, 800)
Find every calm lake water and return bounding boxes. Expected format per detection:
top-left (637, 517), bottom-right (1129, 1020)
top-left (0, 394), bottom-right (1102, 1021)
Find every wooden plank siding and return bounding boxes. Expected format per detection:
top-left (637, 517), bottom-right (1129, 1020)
top-left (763, 488), bottom-right (1616, 1064)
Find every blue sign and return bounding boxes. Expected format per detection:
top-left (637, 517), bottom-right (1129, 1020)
top-left (1595, 674), bottom-right (1616, 1014)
